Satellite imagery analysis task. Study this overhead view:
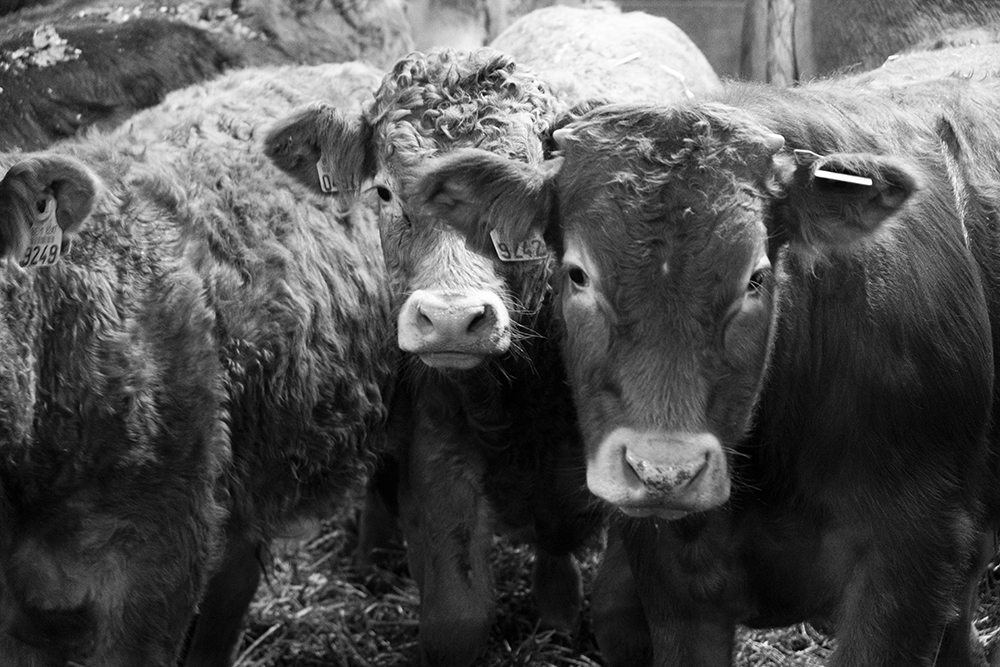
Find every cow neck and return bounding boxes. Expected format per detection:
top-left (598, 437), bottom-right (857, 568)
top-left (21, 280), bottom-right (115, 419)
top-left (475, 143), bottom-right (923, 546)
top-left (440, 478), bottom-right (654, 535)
top-left (410, 294), bottom-right (561, 436)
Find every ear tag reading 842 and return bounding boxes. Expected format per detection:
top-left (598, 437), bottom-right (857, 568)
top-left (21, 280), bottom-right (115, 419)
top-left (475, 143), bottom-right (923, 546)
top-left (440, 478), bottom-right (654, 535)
top-left (315, 158), bottom-right (337, 194)
top-left (20, 196), bottom-right (61, 268)
top-left (489, 228), bottom-right (548, 262)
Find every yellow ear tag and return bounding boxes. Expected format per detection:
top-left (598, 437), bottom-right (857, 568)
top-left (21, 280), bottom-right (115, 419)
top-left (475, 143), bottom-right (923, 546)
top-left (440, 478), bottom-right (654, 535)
top-left (489, 229), bottom-right (548, 262)
top-left (20, 196), bottom-right (61, 268)
top-left (316, 158), bottom-right (337, 194)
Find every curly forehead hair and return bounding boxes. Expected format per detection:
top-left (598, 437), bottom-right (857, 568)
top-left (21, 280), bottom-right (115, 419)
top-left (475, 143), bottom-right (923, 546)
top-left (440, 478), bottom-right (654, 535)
top-left (366, 49), bottom-right (560, 169)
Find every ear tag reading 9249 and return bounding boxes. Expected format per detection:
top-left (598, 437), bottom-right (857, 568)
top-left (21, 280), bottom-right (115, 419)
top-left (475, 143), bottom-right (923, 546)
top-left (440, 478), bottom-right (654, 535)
top-left (316, 158), bottom-right (337, 194)
top-left (490, 228), bottom-right (548, 262)
top-left (20, 195), bottom-right (61, 268)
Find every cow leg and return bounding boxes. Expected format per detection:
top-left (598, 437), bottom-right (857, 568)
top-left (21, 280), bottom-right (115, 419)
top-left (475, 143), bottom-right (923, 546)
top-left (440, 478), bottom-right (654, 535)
top-left (399, 413), bottom-right (494, 667)
top-left (591, 524), bottom-right (653, 667)
top-left (532, 549), bottom-right (582, 633)
top-left (622, 518), bottom-right (736, 667)
top-left (830, 526), bottom-right (988, 667)
top-left (183, 531), bottom-right (263, 667)
top-left (356, 456), bottom-right (403, 567)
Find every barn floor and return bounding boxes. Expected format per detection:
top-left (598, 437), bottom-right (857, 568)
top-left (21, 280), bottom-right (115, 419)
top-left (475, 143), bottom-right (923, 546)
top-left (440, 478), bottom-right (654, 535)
top-left (237, 502), bottom-right (999, 666)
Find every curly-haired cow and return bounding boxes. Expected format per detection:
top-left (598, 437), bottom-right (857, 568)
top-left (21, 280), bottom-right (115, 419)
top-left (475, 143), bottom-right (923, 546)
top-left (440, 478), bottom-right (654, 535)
top-left (0, 61), bottom-right (396, 666)
top-left (264, 12), bottom-right (722, 664)
top-left (414, 64), bottom-right (1000, 666)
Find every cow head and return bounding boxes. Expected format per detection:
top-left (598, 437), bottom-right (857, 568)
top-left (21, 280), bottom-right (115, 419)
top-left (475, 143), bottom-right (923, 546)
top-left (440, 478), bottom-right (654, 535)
top-left (415, 102), bottom-right (922, 518)
top-left (265, 49), bottom-right (565, 373)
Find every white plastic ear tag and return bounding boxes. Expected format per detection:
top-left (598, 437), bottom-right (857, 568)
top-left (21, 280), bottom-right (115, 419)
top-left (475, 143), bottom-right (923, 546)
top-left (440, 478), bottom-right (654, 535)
top-left (813, 169), bottom-right (873, 187)
top-left (19, 196), bottom-right (61, 268)
top-left (489, 229), bottom-right (548, 262)
top-left (793, 149), bottom-right (874, 186)
top-left (316, 158), bottom-right (337, 194)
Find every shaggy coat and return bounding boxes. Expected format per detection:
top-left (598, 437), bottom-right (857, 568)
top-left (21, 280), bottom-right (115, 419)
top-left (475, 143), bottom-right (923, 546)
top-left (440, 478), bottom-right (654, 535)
top-left (266, 31), bottom-right (721, 664)
top-left (0, 61), bottom-right (395, 666)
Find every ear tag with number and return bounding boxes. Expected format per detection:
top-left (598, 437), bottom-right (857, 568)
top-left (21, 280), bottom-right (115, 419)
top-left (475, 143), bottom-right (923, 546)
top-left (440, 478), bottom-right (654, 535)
top-left (316, 157), bottom-right (337, 194)
top-left (489, 228), bottom-right (548, 262)
top-left (20, 196), bottom-right (62, 268)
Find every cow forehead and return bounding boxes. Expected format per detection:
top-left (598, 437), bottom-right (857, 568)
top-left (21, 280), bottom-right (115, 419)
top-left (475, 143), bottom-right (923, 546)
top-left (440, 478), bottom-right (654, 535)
top-left (558, 140), bottom-right (767, 305)
top-left (366, 50), bottom-right (557, 175)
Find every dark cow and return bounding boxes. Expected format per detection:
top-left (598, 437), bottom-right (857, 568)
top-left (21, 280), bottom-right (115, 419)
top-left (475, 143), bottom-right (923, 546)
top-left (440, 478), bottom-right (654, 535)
top-left (0, 60), bottom-right (395, 666)
top-left (414, 70), bottom-right (1000, 665)
top-left (741, 0), bottom-right (1000, 83)
top-left (264, 17), bottom-right (720, 663)
top-left (0, 0), bottom-right (412, 151)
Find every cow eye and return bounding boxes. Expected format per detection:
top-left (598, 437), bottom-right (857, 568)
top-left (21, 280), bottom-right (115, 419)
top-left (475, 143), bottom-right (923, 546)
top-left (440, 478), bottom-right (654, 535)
top-left (748, 269), bottom-right (767, 293)
top-left (375, 185), bottom-right (393, 202)
top-left (567, 265), bottom-right (590, 288)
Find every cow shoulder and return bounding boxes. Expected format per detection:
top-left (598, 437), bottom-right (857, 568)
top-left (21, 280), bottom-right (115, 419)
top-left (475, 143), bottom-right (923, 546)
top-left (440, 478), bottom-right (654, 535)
top-left (414, 148), bottom-right (560, 257)
top-left (773, 150), bottom-right (922, 257)
top-left (0, 154), bottom-right (101, 260)
top-left (264, 103), bottom-right (376, 194)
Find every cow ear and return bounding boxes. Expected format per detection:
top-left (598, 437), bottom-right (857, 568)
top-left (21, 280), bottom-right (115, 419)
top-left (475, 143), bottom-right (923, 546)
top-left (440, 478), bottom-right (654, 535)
top-left (411, 148), bottom-right (560, 256)
top-left (0, 155), bottom-right (101, 260)
top-left (264, 103), bottom-right (376, 194)
top-left (775, 151), bottom-right (922, 252)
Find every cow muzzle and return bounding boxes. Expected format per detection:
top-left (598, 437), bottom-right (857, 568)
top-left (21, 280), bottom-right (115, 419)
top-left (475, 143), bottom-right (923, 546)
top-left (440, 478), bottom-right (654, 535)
top-left (397, 289), bottom-right (512, 369)
top-left (586, 428), bottom-right (730, 520)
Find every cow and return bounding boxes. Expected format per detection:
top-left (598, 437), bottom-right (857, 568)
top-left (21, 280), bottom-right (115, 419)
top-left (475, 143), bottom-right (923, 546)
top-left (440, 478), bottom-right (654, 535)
top-left (0, 0), bottom-right (412, 151)
top-left (0, 60), bottom-right (396, 667)
top-left (263, 10), bottom-right (721, 664)
top-left (489, 5), bottom-right (721, 105)
top-left (740, 0), bottom-right (1000, 83)
top-left (412, 69), bottom-right (1000, 665)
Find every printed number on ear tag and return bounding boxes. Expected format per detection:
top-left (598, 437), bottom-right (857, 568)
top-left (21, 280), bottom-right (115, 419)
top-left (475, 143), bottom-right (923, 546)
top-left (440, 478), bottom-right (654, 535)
top-left (19, 196), bottom-right (61, 268)
top-left (490, 229), bottom-right (548, 262)
top-left (316, 159), bottom-right (337, 194)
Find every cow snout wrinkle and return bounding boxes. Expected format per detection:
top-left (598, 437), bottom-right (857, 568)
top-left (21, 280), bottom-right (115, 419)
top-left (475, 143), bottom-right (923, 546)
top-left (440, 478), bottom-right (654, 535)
top-left (398, 290), bottom-right (512, 365)
top-left (624, 449), bottom-right (706, 495)
top-left (587, 428), bottom-right (730, 518)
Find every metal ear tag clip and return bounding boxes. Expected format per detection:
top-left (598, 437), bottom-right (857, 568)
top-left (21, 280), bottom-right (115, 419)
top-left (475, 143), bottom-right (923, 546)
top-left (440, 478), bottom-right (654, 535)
top-left (793, 149), bottom-right (822, 166)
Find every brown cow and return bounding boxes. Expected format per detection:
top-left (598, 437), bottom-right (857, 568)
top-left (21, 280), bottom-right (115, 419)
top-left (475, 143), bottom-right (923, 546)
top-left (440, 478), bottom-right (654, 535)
top-left (264, 10), bottom-right (720, 664)
top-left (0, 0), bottom-right (412, 151)
top-left (0, 61), bottom-right (396, 666)
top-left (414, 69), bottom-right (1000, 665)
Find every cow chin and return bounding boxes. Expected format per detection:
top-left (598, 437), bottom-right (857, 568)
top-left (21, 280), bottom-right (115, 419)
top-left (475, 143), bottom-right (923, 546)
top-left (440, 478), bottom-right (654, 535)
top-left (416, 351), bottom-right (489, 370)
top-left (586, 428), bottom-right (730, 519)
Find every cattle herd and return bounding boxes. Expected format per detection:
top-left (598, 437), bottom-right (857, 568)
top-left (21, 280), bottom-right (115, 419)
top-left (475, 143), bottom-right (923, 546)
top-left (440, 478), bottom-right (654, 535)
top-left (2, 0), bottom-right (1000, 666)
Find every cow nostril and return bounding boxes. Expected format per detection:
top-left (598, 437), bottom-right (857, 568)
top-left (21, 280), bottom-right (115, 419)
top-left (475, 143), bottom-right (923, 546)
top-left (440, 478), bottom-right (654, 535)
top-left (415, 306), bottom-right (434, 330)
top-left (466, 305), bottom-right (495, 335)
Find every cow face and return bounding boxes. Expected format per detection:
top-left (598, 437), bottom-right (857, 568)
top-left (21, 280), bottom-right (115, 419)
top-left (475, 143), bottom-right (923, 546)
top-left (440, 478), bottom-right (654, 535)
top-left (265, 49), bottom-right (560, 372)
top-left (417, 102), bottom-right (921, 518)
